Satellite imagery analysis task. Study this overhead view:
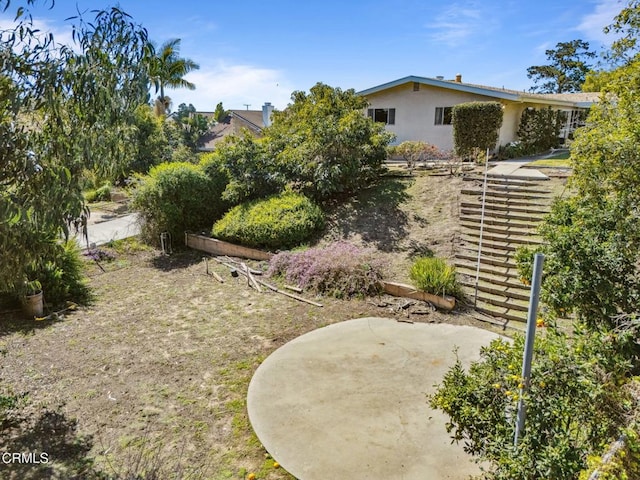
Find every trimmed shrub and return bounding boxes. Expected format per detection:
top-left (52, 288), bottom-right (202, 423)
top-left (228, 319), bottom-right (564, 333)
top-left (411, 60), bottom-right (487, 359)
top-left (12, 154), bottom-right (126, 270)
top-left (517, 107), bottom-right (563, 153)
top-left (452, 101), bottom-right (503, 159)
top-left (409, 256), bottom-right (461, 297)
top-left (132, 161), bottom-right (229, 246)
top-left (267, 241), bottom-right (386, 298)
top-left (212, 192), bottom-right (324, 249)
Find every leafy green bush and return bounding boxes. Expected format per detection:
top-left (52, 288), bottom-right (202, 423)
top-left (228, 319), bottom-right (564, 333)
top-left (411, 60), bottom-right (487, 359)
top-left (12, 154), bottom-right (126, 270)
top-left (212, 192), bottom-right (324, 249)
top-left (517, 107), bottom-right (563, 153)
top-left (452, 102), bottom-right (503, 159)
top-left (26, 240), bottom-right (92, 307)
top-left (84, 181), bottom-right (112, 203)
top-left (409, 256), bottom-right (460, 297)
top-left (430, 326), bottom-right (635, 480)
top-left (132, 161), bottom-right (229, 246)
top-left (580, 426), bottom-right (640, 480)
top-left (267, 241), bottom-right (386, 298)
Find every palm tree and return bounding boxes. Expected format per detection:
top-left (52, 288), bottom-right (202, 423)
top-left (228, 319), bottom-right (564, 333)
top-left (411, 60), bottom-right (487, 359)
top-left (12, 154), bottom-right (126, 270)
top-left (148, 39), bottom-right (199, 116)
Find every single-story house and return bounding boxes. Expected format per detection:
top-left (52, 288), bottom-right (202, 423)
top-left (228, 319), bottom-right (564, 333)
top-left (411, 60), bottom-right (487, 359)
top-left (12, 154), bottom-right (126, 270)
top-left (358, 74), bottom-right (599, 152)
top-left (198, 102), bottom-right (274, 151)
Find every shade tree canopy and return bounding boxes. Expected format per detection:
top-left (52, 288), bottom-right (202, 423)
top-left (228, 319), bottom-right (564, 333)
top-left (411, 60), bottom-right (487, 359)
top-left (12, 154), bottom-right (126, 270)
top-left (527, 40), bottom-right (596, 93)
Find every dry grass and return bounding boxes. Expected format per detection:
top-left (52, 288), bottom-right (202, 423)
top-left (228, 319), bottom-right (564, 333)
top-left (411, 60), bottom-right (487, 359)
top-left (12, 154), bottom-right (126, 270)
top-left (0, 172), bottom-right (502, 479)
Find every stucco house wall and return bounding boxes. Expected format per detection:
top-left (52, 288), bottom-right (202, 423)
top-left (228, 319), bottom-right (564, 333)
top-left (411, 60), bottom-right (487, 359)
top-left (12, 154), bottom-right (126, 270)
top-left (359, 76), bottom-right (598, 153)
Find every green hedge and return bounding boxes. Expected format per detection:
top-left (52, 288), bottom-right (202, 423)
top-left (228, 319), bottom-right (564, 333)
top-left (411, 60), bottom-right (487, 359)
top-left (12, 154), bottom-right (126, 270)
top-left (212, 192), bottom-right (325, 249)
top-left (132, 160), bottom-right (229, 246)
top-left (452, 101), bottom-right (503, 159)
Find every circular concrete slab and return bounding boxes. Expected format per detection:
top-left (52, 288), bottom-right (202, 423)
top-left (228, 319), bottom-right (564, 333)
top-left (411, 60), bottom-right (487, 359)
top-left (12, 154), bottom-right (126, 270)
top-left (247, 317), bottom-right (501, 480)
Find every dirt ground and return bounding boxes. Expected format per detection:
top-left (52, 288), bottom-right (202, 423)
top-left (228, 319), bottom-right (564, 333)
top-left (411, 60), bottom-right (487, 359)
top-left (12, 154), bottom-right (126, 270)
top-left (0, 170), bottom-right (530, 479)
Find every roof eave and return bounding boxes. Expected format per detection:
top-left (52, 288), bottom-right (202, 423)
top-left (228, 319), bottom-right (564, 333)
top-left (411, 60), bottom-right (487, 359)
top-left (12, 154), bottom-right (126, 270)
top-left (357, 75), bottom-right (522, 101)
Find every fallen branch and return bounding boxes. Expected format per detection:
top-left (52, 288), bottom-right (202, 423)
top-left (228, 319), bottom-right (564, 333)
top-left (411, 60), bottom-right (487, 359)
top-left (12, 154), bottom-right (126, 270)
top-left (210, 271), bottom-right (224, 283)
top-left (283, 284), bottom-right (303, 293)
top-left (213, 256), bottom-right (322, 306)
top-left (241, 262), bottom-right (262, 293)
top-left (203, 257), bottom-right (225, 283)
top-left (221, 256), bottom-right (263, 275)
top-left (256, 279), bottom-right (323, 307)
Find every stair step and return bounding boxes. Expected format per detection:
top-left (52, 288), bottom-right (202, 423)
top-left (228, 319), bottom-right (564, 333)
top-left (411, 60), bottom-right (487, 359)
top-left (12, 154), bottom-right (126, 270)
top-left (461, 208), bottom-right (545, 222)
top-left (475, 306), bottom-right (527, 323)
top-left (486, 173), bottom-right (549, 182)
top-left (459, 247), bottom-right (512, 261)
top-left (461, 223), bottom-right (535, 238)
top-left (456, 253), bottom-right (516, 269)
top-left (459, 280), bottom-right (531, 302)
top-left (472, 293), bottom-right (529, 312)
top-left (463, 176), bottom-right (543, 186)
top-left (455, 261), bottom-right (521, 280)
top-left (458, 272), bottom-right (530, 291)
top-left (460, 202), bottom-right (551, 215)
top-left (460, 238), bottom-right (518, 252)
top-left (460, 213), bottom-right (540, 231)
top-left (462, 231), bottom-right (543, 246)
top-left (461, 189), bottom-right (550, 200)
top-left (464, 196), bottom-right (552, 208)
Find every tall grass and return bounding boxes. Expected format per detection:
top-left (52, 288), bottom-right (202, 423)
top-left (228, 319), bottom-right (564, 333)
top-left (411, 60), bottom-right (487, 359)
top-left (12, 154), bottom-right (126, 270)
top-left (409, 256), bottom-right (461, 297)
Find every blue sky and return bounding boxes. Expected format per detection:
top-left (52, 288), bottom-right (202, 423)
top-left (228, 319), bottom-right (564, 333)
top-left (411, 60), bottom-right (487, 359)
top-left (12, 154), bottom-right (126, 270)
top-left (0, 0), bottom-right (624, 111)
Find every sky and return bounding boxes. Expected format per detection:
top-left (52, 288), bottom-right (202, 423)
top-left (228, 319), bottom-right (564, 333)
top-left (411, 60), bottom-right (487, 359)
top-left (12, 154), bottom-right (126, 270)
top-left (0, 0), bottom-right (625, 111)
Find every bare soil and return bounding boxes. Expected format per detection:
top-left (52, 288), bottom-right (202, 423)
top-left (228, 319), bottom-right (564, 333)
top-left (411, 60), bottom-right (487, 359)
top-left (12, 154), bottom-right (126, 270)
top-left (0, 171), bottom-right (516, 479)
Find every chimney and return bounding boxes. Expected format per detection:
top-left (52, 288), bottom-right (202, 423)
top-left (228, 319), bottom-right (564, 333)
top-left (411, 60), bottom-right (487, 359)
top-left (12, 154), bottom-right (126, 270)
top-left (262, 102), bottom-right (274, 127)
top-left (436, 75), bottom-right (444, 80)
top-left (455, 73), bottom-right (462, 83)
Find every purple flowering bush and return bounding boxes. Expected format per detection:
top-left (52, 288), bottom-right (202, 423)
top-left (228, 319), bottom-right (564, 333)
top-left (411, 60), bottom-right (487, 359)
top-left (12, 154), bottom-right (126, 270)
top-left (267, 241), bottom-right (386, 298)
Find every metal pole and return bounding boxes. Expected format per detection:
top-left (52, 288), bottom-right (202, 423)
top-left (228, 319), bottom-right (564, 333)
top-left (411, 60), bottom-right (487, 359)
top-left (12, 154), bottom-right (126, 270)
top-left (474, 148), bottom-right (490, 306)
top-left (514, 253), bottom-right (545, 446)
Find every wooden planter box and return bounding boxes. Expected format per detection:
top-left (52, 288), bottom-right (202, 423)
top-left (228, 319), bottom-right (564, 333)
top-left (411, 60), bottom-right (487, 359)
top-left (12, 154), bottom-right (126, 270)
top-left (380, 280), bottom-right (456, 311)
top-left (185, 233), bottom-right (273, 261)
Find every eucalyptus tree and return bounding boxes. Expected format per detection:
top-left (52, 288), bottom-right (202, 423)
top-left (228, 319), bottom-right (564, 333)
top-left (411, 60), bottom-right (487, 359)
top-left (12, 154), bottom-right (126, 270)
top-left (0, 1), bottom-right (149, 294)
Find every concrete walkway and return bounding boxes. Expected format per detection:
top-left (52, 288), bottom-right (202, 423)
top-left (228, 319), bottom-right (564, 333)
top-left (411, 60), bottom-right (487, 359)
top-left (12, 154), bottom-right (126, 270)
top-left (74, 213), bottom-right (140, 248)
top-left (486, 163), bottom-right (549, 180)
top-left (247, 317), bottom-right (501, 480)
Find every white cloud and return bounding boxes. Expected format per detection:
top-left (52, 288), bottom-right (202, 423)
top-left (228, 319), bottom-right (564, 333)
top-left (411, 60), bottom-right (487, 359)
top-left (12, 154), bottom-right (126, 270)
top-left (426, 3), bottom-right (484, 46)
top-left (163, 62), bottom-right (295, 112)
top-left (576, 0), bottom-right (623, 43)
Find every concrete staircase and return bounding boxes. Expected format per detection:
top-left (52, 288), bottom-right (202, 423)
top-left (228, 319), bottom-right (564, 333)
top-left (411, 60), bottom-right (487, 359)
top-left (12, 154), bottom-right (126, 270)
top-left (456, 172), bottom-right (552, 326)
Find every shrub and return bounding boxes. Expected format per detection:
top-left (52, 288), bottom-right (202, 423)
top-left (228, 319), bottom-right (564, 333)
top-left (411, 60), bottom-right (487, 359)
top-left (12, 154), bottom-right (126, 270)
top-left (452, 102), bottom-right (503, 159)
top-left (266, 83), bottom-right (394, 200)
top-left (430, 326), bottom-right (635, 480)
top-left (579, 425), bottom-right (640, 480)
top-left (84, 181), bottom-right (112, 203)
top-left (131, 161), bottom-right (229, 247)
top-left (517, 107), bottom-right (563, 153)
top-left (267, 241), bottom-right (386, 298)
top-left (392, 141), bottom-right (450, 171)
top-left (409, 256), bottom-right (461, 297)
top-left (26, 240), bottom-right (92, 307)
top-left (212, 192), bottom-right (324, 249)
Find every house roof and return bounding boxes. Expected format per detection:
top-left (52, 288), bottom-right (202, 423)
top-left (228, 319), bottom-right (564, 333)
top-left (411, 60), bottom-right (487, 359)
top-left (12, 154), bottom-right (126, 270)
top-left (197, 109), bottom-right (265, 151)
top-left (357, 75), bottom-right (598, 108)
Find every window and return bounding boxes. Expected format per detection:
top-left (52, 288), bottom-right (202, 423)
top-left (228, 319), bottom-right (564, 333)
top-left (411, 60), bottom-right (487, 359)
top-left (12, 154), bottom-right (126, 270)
top-left (413, 82), bottom-right (420, 92)
top-left (435, 107), bottom-right (453, 125)
top-left (367, 108), bottom-right (396, 125)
